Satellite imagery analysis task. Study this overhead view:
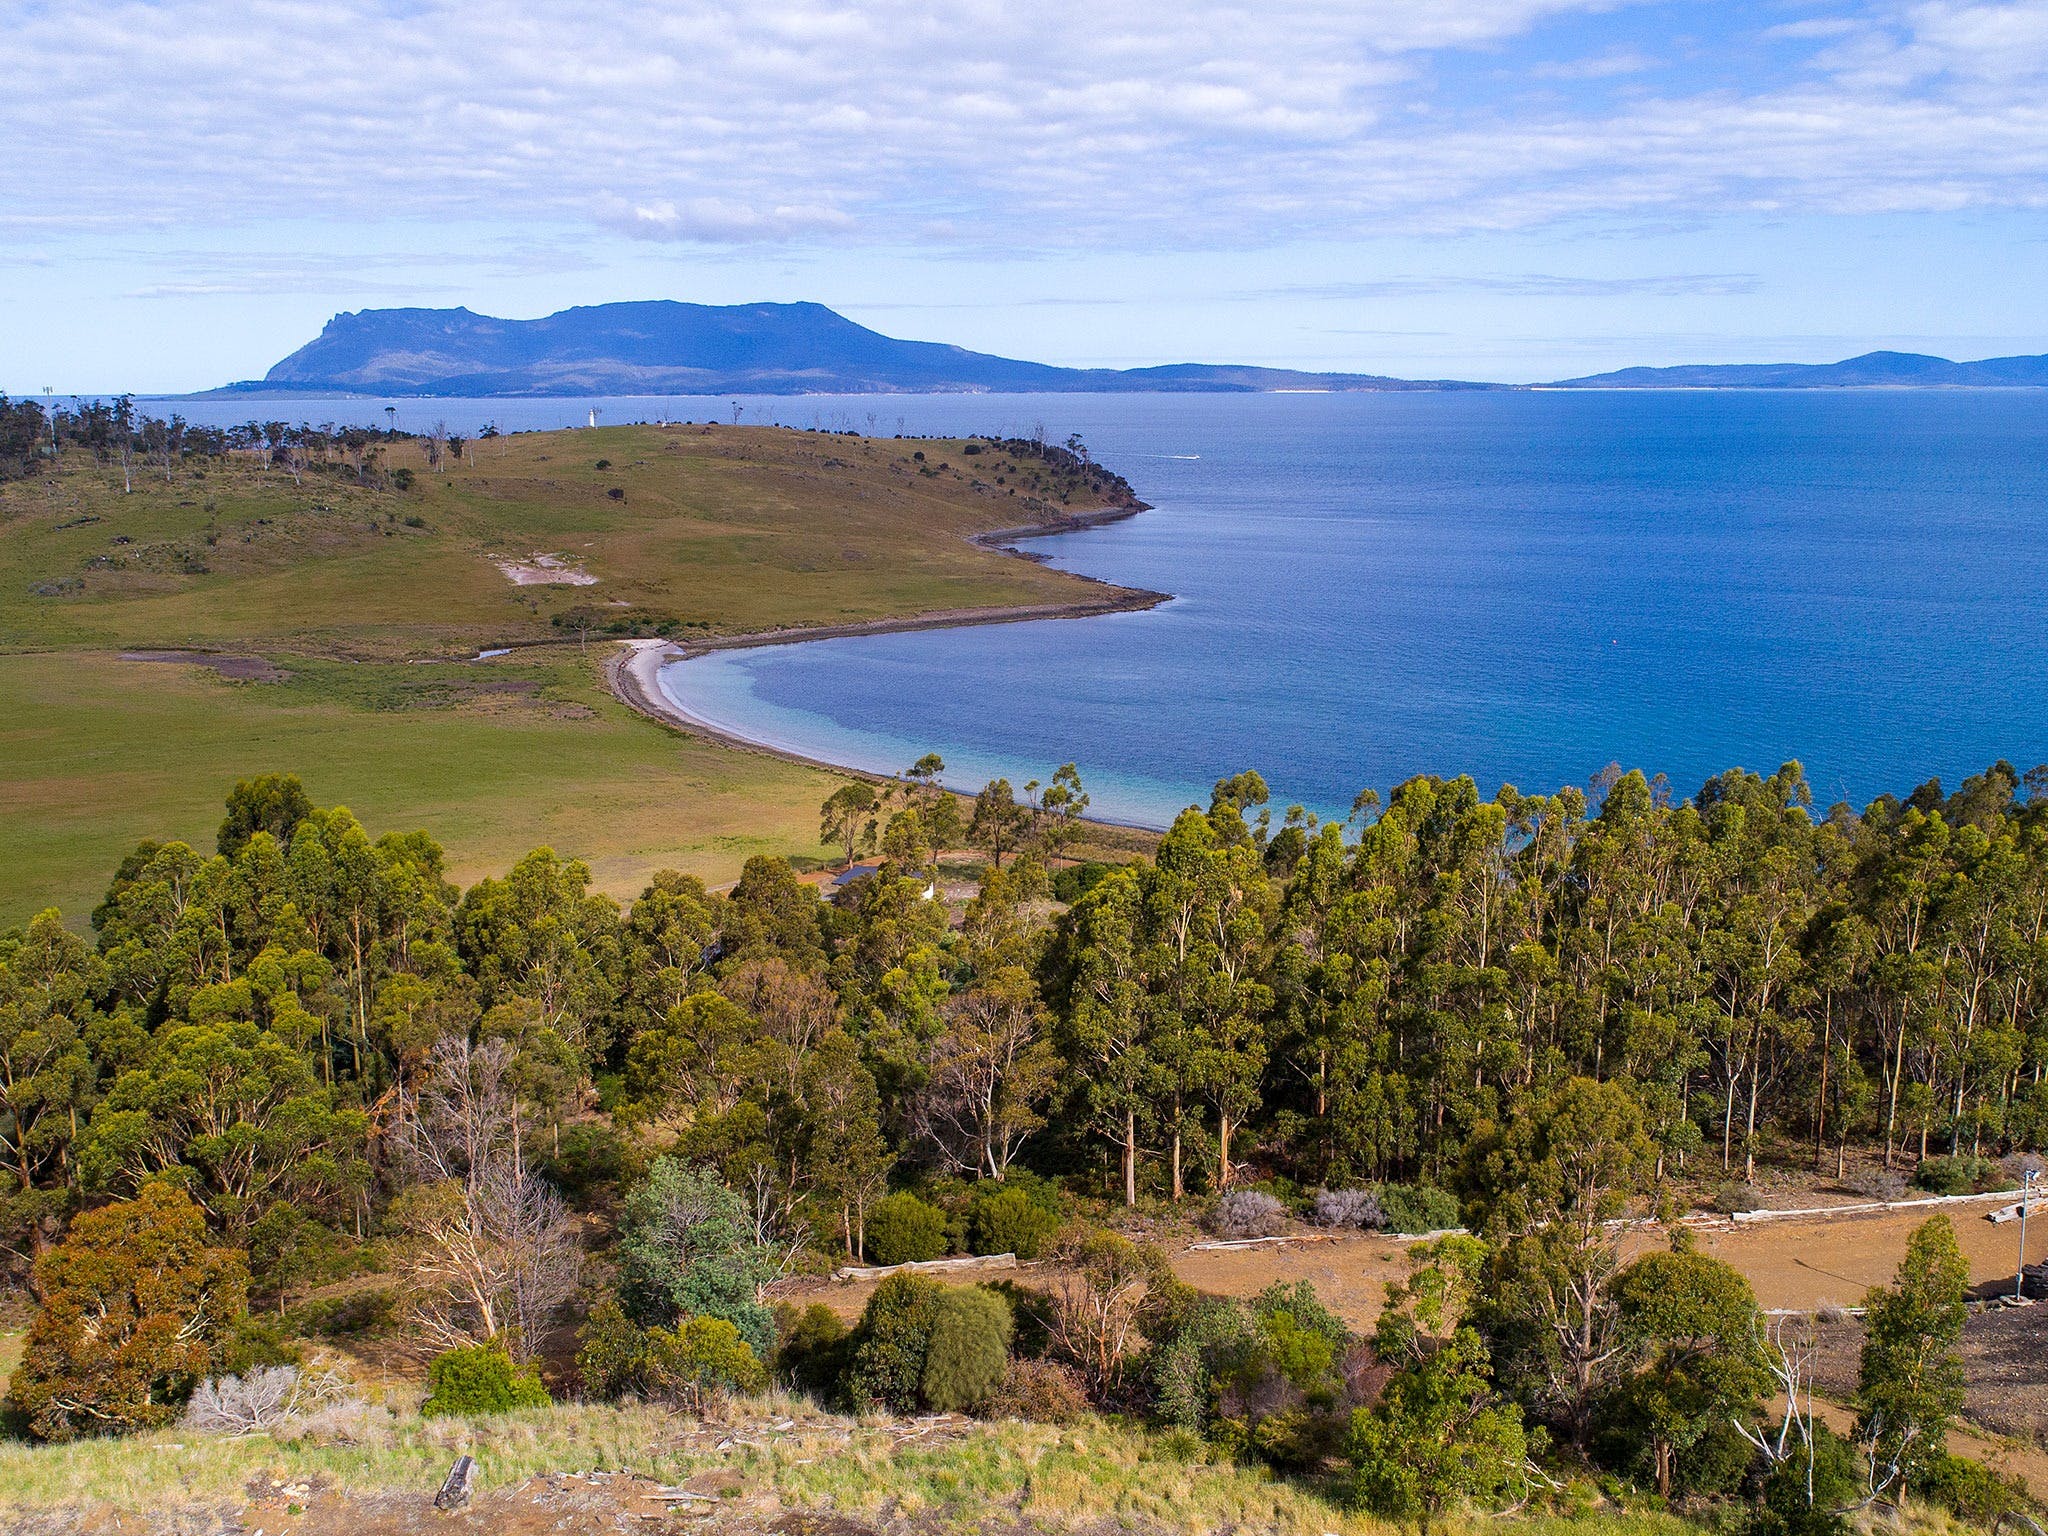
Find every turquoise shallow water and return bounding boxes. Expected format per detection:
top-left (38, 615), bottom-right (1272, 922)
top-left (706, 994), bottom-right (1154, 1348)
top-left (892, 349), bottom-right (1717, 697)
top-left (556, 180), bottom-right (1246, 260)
top-left (165, 389), bottom-right (2048, 827)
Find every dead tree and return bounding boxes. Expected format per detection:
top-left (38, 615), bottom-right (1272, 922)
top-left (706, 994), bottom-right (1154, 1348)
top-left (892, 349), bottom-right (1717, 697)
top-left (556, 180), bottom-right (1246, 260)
top-left (389, 1037), bottom-right (580, 1360)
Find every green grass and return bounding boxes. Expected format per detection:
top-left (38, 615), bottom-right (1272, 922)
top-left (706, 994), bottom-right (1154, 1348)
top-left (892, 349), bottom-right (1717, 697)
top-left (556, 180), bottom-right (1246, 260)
top-left (0, 1396), bottom-right (1713, 1536)
top-left (0, 1400), bottom-right (1377, 1532)
top-left (0, 425), bottom-right (1123, 658)
top-left (0, 426), bottom-right (1141, 925)
top-left (0, 646), bottom-right (843, 928)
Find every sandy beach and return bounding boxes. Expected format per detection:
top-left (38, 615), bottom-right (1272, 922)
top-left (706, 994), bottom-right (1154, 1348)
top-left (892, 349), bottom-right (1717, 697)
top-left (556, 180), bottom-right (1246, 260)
top-left (605, 497), bottom-right (1170, 776)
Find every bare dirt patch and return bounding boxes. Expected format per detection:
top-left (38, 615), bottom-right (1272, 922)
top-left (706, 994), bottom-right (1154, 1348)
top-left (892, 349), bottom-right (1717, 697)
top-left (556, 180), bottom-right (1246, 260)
top-left (1629, 1200), bottom-right (2048, 1312)
top-left (495, 553), bottom-right (598, 586)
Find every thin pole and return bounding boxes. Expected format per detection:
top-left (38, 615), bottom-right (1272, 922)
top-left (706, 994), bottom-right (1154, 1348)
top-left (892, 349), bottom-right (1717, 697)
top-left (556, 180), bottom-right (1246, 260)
top-left (2019, 1169), bottom-right (2039, 1302)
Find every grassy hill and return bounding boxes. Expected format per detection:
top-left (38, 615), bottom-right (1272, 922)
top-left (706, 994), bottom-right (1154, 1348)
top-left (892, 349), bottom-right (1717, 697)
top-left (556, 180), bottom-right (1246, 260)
top-left (0, 423), bottom-right (1147, 925)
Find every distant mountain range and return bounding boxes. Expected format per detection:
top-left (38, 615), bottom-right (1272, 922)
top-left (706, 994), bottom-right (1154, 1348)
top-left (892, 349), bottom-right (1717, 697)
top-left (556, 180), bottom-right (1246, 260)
top-left (206, 302), bottom-right (2048, 396)
top-left (217, 301), bottom-right (1492, 397)
top-left (1548, 350), bottom-right (2048, 389)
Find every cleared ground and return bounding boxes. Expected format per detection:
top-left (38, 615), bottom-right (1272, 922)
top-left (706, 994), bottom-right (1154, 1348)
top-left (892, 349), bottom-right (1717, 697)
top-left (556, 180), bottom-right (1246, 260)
top-left (785, 1197), bottom-right (2048, 1331)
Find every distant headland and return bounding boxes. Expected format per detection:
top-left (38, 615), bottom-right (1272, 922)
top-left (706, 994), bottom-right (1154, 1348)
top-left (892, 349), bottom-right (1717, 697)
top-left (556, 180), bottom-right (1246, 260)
top-left (199, 299), bottom-right (2048, 397)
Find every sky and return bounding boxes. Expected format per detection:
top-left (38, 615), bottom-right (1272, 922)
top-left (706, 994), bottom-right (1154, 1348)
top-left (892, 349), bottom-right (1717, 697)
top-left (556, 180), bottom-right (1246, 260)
top-left (3, 0), bottom-right (2047, 391)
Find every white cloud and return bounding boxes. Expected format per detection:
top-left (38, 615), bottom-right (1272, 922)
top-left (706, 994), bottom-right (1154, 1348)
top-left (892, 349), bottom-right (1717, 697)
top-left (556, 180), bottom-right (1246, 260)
top-left (598, 197), bottom-right (857, 242)
top-left (1, 0), bottom-right (2046, 250)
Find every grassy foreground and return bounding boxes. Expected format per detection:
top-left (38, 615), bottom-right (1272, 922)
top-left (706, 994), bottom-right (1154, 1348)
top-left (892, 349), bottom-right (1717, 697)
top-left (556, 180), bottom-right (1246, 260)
top-left (0, 1396), bottom-right (1703, 1536)
top-left (0, 424), bottom-right (1143, 924)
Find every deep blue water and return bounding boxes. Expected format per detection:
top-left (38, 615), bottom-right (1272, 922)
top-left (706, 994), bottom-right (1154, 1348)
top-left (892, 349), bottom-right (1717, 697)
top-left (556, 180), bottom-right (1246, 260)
top-left (159, 390), bottom-right (2048, 827)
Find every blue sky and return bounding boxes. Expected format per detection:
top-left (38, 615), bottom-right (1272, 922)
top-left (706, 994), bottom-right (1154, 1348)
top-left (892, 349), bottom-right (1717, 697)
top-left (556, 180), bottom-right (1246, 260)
top-left (3, 0), bottom-right (2046, 390)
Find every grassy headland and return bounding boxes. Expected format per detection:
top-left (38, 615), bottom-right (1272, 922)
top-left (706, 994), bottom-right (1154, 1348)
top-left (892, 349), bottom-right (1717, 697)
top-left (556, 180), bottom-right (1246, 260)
top-left (0, 423), bottom-right (1152, 924)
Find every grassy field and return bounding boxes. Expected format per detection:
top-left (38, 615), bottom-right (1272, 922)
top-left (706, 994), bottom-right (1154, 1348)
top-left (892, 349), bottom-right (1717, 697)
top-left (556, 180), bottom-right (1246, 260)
top-left (0, 425), bottom-right (1141, 925)
top-left (0, 1395), bottom-right (1714, 1536)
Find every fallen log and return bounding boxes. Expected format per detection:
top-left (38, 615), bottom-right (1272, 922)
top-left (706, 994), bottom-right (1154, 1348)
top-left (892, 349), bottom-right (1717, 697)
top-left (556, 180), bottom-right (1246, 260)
top-left (1730, 1188), bottom-right (2019, 1224)
top-left (834, 1252), bottom-right (1017, 1282)
top-left (435, 1453), bottom-right (477, 1510)
top-left (1187, 1233), bottom-right (1342, 1251)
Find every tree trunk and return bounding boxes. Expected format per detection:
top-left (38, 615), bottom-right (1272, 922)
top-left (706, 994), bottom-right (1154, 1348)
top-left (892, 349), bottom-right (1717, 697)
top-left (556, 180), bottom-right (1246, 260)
top-left (1122, 1109), bottom-right (1136, 1207)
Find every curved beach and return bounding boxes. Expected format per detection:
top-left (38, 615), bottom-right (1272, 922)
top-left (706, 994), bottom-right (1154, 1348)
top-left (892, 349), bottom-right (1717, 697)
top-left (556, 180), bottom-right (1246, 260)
top-left (605, 501), bottom-right (1171, 785)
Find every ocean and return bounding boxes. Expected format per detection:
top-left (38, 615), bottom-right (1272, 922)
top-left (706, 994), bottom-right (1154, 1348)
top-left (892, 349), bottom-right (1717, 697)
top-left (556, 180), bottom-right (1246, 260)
top-left (161, 389), bottom-right (2048, 827)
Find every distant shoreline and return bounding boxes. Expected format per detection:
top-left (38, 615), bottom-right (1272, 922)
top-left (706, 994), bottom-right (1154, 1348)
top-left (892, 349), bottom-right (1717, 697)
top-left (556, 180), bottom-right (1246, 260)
top-left (604, 499), bottom-right (1171, 797)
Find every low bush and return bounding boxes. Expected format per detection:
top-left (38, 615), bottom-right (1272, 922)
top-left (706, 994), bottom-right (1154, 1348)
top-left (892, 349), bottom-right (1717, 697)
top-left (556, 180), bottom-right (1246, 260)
top-left (842, 1273), bottom-right (944, 1411)
top-left (576, 1296), bottom-right (651, 1400)
top-left (1849, 1166), bottom-right (1908, 1201)
top-left (644, 1315), bottom-right (768, 1402)
top-left (1312, 1188), bottom-right (1384, 1230)
top-left (969, 1186), bottom-right (1059, 1259)
top-left (1914, 1155), bottom-right (2005, 1195)
top-left (1713, 1181), bottom-right (1762, 1215)
top-left (1753, 1422), bottom-right (1863, 1536)
top-left (985, 1357), bottom-right (1090, 1423)
top-left (1374, 1183), bottom-right (1460, 1234)
top-left (920, 1286), bottom-right (1014, 1412)
top-left (1212, 1189), bottom-right (1287, 1239)
top-left (576, 1296), bottom-right (766, 1403)
top-left (182, 1364), bottom-right (357, 1437)
top-left (220, 1314), bottom-right (302, 1374)
top-left (1148, 1295), bottom-right (1254, 1434)
top-left (617, 1159), bottom-right (776, 1361)
top-left (1925, 1451), bottom-right (2030, 1523)
top-left (865, 1192), bottom-right (950, 1265)
top-left (420, 1342), bottom-right (550, 1417)
top-left (774, 1302), bottom-right (849, 1398)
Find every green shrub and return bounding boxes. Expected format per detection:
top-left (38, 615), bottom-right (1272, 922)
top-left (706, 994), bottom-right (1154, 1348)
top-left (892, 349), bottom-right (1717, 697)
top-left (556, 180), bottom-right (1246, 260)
top-left (1051, 862), bottom-right (1116, 903)
top-left (288, 1287), bottom-right (397, 1340)
top-left (774, 1302), bottom-right (849, 1398)
top-left (1752, 1422), bottom-right (1862, 1536)
top-left (920, 1287), bottom-right (1014, 1412)
top-left (1924, 1451), bottom-right (2028, 1523)
top-left (617, 1159), bottom-right (776, 1361)
top-left (420, 1342), bottom-right (550, 1417)
top-left (1913, 1155), bottom-right (2004, 1195)
top-left (865, 1192), bottom-right (950, 1265)
top-left (576, 1296), bottom-right (651, 1401)
top-left (1375, 1182), bottom-right (1460, 1234)
top-left (1148, 1295), bottom-right (1253, 1434)
top-left (969, 1186), bottom-right (1058, 1260)
top-left (842, 1273), bottom-right (944, 1411)
top-left (645, 1315), bottom-right (768, 1400)
top-left (219, 1314), bottom-right (302, 1374)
